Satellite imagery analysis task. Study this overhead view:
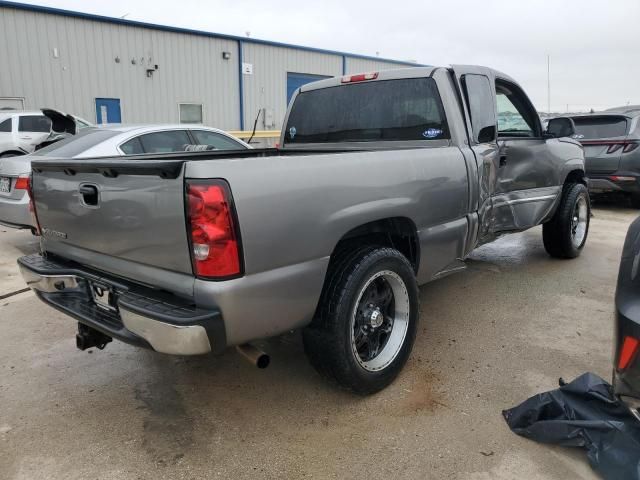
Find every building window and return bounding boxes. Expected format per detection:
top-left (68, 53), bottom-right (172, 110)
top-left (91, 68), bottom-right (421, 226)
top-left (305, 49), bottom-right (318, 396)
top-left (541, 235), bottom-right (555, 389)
top-left (179, 103), bottom-right (203, 124)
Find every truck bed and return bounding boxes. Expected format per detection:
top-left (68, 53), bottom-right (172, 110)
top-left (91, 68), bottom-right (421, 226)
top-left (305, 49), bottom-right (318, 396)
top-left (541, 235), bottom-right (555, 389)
top-left (31, 147), bottom-right (366, 178)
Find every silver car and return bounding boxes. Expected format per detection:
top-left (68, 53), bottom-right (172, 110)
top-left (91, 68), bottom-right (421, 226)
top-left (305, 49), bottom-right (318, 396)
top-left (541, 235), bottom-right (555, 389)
top-left (0, 125), bottom-right (250, 230)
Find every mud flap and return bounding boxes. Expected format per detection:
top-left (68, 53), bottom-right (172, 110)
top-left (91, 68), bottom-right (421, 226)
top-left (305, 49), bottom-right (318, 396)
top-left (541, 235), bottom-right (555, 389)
top-left (502, 372), bottom-right (640, 480)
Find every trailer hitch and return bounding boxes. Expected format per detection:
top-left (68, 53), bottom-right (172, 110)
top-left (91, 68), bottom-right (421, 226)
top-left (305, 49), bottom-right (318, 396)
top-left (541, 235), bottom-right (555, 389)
top-left (76, 323), bottom-right (112, 351)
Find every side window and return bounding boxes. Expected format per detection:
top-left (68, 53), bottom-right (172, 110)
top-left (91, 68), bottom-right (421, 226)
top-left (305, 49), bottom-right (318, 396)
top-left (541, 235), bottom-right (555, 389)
top-left (76, 119), bottom-right (93, 130)
top-left (462, 74), bottom-right (496, 143)
top-left (19, 115), bottom-right (51, 133)
top-left (495, 80), bottom-right (539, 137)
top-left (0, 118), bottom-right (11, 132)
top-left (138, 130), bottom-right (191, 153)
top-left (191, 130), bottom-right (245, 150)
top-left (120, 137), bottom-right (144, 155)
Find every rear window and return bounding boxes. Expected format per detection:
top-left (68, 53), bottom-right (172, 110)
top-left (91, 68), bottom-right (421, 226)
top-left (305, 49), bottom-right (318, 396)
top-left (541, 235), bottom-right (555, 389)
top-left (572, 116), bottom-right (628, 139)
top-left (284, 78), bottom-right (449, 144)
top-left (32, 128), bottom-right (121, 157)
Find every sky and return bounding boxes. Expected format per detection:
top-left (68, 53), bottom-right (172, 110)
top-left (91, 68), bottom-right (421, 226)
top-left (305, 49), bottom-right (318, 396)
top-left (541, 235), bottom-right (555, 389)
top-left (18, 0), bottom-right (640, 113)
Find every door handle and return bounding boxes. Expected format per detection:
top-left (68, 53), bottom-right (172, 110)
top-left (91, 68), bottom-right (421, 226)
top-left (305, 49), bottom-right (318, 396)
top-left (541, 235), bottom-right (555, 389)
top-left (499, 154), bottom-right (508, 167)
top-left (20, 136), bottom-right (32, 140)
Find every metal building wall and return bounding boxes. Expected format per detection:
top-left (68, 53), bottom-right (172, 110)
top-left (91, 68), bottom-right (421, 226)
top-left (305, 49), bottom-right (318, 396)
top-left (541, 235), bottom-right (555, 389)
top-left (0, 6), bottom-right (241, 129)
top-left (241, 43), bottom-right (343, 131)
top-left (0, 3), bottom-right (419, 131)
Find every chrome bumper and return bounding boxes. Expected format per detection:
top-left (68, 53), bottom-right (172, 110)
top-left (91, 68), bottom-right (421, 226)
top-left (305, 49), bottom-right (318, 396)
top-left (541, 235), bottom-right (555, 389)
top-left (18, 254), bottom-right (225, 355)
top-left (119, 309), bottom-right (211, 355)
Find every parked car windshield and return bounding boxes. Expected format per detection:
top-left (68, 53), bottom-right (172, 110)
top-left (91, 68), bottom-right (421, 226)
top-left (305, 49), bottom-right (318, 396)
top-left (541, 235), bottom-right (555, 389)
top-left (31, 128), bottom-right (121, 157)
top-left (284, 77), bottom-right (449, 144)
top-left (571, 116), bottom-right (628, 139)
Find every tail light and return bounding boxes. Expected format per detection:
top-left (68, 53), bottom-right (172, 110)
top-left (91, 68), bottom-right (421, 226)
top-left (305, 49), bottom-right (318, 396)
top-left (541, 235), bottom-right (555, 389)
top-left (14, 175), bottom-right (29, 190)
top-left (341, 72), bottom-right (378, 83)
top-left (581, 140), bottom-right (639, 154)
top-left (610, 175), bottom-right (636, 182)
top-left (25, 174), bottom-right (41, 235)
top-left (618, 336), bottom-right (640, 370)
top-left (186, 179), bottom-right (241, 278)
top-left (606, 143), bottom-right (623, 154)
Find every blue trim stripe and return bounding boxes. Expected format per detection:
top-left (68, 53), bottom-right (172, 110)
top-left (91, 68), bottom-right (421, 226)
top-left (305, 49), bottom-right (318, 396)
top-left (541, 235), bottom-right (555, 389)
top-left (0, 1), bottom-right (424, 67)
top-left (237, 40), bottom-right (244, 131)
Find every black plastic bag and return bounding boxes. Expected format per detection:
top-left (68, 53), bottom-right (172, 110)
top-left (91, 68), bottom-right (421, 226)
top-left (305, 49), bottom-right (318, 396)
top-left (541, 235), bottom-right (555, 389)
top-left (502, 372), bottom-right (640, 479)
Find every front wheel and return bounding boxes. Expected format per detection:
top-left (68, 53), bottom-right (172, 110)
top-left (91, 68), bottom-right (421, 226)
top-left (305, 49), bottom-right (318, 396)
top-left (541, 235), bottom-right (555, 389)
top-left (303, 246), bottom-right (419, 395)
top-left (543, 183), bottom-right (590, 258)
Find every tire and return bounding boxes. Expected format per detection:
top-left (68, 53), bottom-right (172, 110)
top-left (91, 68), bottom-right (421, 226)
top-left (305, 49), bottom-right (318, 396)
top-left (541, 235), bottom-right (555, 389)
top-left (0, 153), bottom-right (18, 158)
top-left (303, 246), bottom-right (419, 395)
top-left (543, 183), bottom-right (590, 258)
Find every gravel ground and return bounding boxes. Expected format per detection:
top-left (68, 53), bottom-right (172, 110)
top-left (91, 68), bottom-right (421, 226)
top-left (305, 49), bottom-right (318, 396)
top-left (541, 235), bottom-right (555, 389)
top-left (0, 204), bottom-right (636, 479)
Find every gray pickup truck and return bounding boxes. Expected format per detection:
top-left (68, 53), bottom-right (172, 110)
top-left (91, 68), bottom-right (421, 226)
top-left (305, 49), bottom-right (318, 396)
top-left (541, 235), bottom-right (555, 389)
top-left (19, 65), bottom-right (589, 394)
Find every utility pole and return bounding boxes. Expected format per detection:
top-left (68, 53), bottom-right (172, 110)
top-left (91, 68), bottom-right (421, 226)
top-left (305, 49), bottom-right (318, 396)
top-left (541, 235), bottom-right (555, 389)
top-left (547, 54), bottom-right (551, 114)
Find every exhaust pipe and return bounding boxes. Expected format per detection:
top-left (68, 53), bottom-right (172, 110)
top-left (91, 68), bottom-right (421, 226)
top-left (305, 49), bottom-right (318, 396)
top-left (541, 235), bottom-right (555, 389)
top-left (236, 344), bottom-right (270, 369)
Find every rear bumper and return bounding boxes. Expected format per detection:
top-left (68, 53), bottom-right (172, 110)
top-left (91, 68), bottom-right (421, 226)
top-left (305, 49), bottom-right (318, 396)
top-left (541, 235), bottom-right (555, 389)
top-left (0, 190), bottom-right (32, 229)
top-left (18, 253), bottom-right (226, 355)
top-left (587, 173), bottom-right (640, 194)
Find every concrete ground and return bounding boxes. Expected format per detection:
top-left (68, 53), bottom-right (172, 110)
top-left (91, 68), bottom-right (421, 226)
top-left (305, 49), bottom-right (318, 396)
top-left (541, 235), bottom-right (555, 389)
top-left (0, 205), bottom-right (636, 480)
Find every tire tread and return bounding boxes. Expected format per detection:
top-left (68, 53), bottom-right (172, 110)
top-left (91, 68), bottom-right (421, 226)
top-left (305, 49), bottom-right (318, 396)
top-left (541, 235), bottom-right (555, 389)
top-left (543, 183), bottom-right (589, 258)
top-left (303, 246), bottom-right (419, 394)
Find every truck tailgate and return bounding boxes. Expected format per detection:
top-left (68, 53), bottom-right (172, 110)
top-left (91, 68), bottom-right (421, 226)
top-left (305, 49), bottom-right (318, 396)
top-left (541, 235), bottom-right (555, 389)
top-left (31, 159), bottom-right (193, 285)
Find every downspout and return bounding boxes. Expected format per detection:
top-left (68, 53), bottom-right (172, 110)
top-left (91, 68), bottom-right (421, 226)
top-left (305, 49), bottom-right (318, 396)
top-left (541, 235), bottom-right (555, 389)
top-left (237, 39), bottom-right (245, 131)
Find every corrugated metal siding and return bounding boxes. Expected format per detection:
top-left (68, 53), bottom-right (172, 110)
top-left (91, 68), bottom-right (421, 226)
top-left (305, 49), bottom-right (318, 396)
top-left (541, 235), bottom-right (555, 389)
top-left (0, 5), bottom-right (418, 131)
top-left (241, 43), bottom-right (343, 130)
top-left (0, 7), bottom-right (240, 129)
top-left (345, 57), bottom-right (417, 75)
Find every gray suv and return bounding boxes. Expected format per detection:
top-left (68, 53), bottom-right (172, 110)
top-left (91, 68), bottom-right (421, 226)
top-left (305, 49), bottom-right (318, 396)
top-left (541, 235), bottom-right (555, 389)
top-left (569, 107), bottom-right (640, 206)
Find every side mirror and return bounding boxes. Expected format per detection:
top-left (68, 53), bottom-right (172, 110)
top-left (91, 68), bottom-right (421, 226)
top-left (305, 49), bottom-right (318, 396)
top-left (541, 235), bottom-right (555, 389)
top-left (477, 125), bottom-right (497, 143)
top-left (545, 117), bottom-right (576, 138)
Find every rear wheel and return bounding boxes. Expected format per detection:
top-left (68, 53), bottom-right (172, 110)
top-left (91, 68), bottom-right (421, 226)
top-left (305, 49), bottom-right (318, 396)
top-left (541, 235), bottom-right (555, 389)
top-left (303, 246), bottom-right (419, 395)
top-left (543, 183), bottom-right (590, 258)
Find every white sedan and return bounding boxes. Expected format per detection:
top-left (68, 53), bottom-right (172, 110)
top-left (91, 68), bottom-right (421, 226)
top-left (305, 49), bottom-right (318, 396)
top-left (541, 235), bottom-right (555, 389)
top-left (0, 125), bottom-right (250, 230)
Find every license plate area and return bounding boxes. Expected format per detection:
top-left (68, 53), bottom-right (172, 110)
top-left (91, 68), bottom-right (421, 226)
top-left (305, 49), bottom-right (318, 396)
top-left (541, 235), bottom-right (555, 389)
top-left (0, 177), bottom-right (11, 194)
top-left (89, 282), bottom-right (118, 312)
